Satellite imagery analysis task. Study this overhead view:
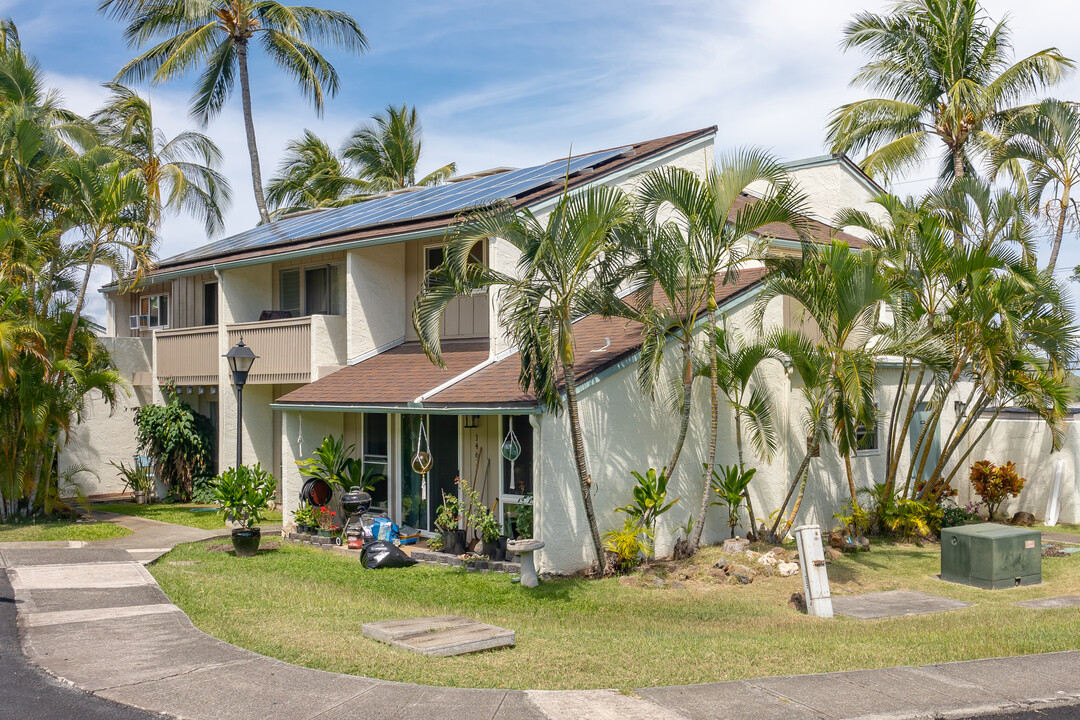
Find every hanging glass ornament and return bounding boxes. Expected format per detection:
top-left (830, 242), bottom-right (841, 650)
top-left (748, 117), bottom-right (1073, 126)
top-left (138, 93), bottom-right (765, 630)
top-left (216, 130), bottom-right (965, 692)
top-left (411, 419), bottom-right (433, 476)
top-left (501, 423), bottom-right (521, 462)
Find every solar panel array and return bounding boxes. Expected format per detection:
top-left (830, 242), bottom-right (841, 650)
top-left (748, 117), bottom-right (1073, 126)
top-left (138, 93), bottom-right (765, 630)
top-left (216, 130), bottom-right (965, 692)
top-left (161, 146), bottom-right (632, 266)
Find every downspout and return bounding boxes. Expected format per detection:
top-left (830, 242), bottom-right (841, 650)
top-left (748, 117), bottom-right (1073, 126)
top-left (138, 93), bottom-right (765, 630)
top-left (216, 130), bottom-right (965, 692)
top-left (529, 413), bottom-right (543, 571)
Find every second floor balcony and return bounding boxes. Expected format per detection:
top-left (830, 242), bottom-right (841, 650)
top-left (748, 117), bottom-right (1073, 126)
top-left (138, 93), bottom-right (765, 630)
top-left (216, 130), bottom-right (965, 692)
top-left (155, 315), bottom-right (347, 387)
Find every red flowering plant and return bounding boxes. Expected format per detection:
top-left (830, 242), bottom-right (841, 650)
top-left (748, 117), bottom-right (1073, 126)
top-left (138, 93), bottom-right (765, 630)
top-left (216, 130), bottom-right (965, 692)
top-left (317, 506), bottom-right (339, 531)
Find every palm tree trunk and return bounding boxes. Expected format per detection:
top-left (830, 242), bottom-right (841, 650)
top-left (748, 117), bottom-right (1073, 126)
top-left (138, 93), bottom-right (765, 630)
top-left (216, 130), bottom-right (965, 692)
top-left (1047, 186), bottom-right (1071, 272)
top-left (689, 315), bottom-right (719, 552)
top-left (665, 340), bottom-right (694, 481)
top-left (844, 454), bottom-right (858, 508)
top-left (953, 149), bottom-right (965, 181)
top-left (64, 244), bottom-right (97, 361)
top-left (780, 461), bottom-right (812, 540)
top-left (562, 362), bottom-right (606, 573)
top-left (769, 444), bottom-right (812, 540)
top-left (237, 40), bottom-right (271, 225)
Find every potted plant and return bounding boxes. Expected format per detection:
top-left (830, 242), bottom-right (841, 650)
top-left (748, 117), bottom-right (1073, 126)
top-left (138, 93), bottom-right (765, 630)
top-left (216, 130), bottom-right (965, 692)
top-left (292, 503), bottom-right (317, 534)
top-left (316, 506), bottom-right (338, 538)
top-left (212, 463), bottom-right (278, 557)
top-left (111, 460), bottom-right (155, 504)
top-left (478, 507), bottom-right (501, 559)
top-left (435, 492), bottom-right (464, 555)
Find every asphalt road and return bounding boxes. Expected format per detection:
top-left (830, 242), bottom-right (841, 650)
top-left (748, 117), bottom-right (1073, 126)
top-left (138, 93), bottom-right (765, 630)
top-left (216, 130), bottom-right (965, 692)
top-left (0, 571), bottom-right (163, 720)
top-left (956, 706), bottom-right (1080, 719)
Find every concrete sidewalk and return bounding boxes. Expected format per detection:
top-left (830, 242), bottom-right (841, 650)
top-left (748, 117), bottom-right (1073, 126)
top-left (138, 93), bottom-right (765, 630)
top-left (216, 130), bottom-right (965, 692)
top-left (2, 544), bottom-right (1079, 720)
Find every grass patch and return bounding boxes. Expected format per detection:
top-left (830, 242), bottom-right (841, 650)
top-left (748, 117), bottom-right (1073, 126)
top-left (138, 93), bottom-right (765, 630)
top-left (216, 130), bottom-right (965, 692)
top-left (92, 502), bottom-right (282, 531)
top-left (1035, 522), bottom-right (1080, 536)
top-left (150, 539), bottom-right (1080, 690)
top-left (0, 518), bottom-right (131, 542)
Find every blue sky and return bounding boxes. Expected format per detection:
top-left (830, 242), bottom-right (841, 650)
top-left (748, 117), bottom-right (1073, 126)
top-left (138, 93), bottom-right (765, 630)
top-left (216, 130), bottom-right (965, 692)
top-left (4, 0), bottom-right (1079, 317)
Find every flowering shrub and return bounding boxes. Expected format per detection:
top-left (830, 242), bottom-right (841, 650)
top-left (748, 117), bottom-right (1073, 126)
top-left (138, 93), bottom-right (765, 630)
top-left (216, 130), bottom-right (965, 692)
top-left (969, 460), bottom-right (1027, 520)
top-left (317, 506), bottom-right (339, 531)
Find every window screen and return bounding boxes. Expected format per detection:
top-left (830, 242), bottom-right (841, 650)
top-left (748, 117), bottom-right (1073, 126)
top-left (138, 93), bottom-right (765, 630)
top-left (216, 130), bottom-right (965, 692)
top-left (203, 282), bottom-right (218, 325)
top-left (279, 269), bottom-right (301, 317)
top-left (305, 266), bottom-right (329, 315)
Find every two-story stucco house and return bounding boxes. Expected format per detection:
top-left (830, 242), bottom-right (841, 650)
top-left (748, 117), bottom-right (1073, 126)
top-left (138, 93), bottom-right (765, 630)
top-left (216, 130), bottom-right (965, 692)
top-left (62, 126), bottom-right (1076, 574)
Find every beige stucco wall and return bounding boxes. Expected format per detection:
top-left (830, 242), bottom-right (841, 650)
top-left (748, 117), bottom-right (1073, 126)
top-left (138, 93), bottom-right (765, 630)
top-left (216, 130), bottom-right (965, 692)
top-left (282, 410), bottom-right (345, 527)
top-left (346, 243), bottom-right (408, 361)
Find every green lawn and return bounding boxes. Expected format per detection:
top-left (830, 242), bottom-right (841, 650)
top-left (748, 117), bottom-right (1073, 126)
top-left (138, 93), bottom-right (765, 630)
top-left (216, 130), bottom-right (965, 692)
top-left (1036, 522), bottom-right (1080, 536)
top-left (150, 539), bottom-right (1080, 690)
top-left (0, 518), bottom-right (131, 542)
top-left (92, 502), bottom-right (282, 531)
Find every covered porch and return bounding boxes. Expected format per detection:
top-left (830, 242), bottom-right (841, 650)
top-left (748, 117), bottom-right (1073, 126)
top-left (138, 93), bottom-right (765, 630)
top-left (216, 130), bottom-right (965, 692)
top-left (272, 340), bottom-right (540, 540)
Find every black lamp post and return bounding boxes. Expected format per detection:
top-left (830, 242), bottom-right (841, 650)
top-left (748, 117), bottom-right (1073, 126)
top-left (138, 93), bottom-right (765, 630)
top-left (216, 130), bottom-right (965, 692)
top-left (224, 337), bottom-right (258, 468)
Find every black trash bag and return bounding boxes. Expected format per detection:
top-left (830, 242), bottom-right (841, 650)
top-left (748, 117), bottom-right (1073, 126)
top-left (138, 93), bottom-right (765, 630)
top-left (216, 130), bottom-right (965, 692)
top-left (361, 540), bottom-right (417, 570)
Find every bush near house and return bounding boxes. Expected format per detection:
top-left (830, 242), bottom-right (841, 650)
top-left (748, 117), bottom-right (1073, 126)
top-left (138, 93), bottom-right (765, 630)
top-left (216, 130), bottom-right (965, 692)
top-left (970, 461), bottom-right (1027, 520)
top-left (134, 388), bottom-right (214, 501)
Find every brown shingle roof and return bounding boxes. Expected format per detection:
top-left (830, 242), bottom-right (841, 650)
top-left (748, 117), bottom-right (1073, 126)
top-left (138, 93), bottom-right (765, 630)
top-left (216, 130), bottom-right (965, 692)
top-left (276, 268), bottom-right (768, 410)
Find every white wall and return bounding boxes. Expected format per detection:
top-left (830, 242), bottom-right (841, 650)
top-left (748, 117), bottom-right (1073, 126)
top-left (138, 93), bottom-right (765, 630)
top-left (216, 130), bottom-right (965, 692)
top-left (347, 243), bottom-right (407, 361)
top-left (281, 410), bottom-right (344, 528)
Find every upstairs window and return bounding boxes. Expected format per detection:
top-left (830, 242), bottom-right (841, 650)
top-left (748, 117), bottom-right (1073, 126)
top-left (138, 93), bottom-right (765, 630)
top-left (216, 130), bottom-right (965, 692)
top-left (279, 264), bottom-right (343, 317)
top-left (424, 241), bottom-right (484, 289)
top-left (133, 293), bottom-right (169, 329)
top-left (203, 282), bottom-right (218, 326)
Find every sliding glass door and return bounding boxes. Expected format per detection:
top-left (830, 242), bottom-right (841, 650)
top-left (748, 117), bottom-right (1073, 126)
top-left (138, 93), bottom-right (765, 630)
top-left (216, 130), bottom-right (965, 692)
top-left (400, 415), bottom-right (459, 532)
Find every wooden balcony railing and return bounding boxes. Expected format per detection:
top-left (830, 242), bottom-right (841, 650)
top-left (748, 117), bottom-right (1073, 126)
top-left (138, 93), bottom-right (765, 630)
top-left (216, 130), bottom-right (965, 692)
top-left (155, 325), bottom-right (219, 385)
top-left (227, 317), bottom-right (312, 384)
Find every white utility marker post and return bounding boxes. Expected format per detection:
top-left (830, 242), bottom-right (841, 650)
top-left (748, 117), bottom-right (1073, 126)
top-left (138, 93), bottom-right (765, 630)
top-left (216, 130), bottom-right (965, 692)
top-left (1045, 460), bottom-right (1063, 527)
top-left (794, 524), bottom-right (833, 618)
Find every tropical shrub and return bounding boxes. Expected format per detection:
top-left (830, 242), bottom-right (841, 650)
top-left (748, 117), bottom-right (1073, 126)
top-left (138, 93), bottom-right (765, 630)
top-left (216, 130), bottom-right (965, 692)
top-left (297, 435), bottom-right (355, 487)
top-left (428, 533), bottom-right (444, 551)
top-left (617, 468), bottom-right (679, 553)
top-left (709, 464), bottom-right (755, 538)
top-left (292, 503), bottom-right (317, 529)
top-left (855, 483), bottom-right (942, 539)
top-left (212, 464), bottom-right (277, 529)
top-left (190, 475), bottom-right (217, 504)
top-left (603, 519), bottom-right (648, 574)
top-left (110, 460), bottom-right (154, 497)
top-left (970, 460), bottom-right (1027, 520)
top-left (134, 391), bottom-right (214, 501)
top-left (941, 499), bottom-right (982, 528)
top-left (477, 506), bottom-right (501, 543)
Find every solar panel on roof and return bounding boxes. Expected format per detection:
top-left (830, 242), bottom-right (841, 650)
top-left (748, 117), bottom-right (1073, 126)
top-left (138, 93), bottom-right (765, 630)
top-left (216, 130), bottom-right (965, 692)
top-left (160, 147), bottom-right (631, 266)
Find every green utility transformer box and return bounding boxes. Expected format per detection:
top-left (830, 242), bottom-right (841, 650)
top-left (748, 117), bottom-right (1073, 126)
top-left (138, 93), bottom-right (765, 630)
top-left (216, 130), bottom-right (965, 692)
top-left (940, 523), bottom-right (1041, 589)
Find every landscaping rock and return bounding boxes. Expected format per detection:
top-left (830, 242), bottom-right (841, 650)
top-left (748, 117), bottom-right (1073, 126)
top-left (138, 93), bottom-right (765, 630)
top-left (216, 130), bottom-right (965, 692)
top-left (757, 549), bottom-right (780, 566)
top-left (789, 591), bottom-right (807, 613)
top-left (727, 564), bottom-right (755, 584)
top-left (829, 531), bottom-right (847, 549)
top-left (777, 561), bottom-right (799, 577)
top-left (1044, 544), bottom-right (1069, 558)
top-left (708, 568), bottom-right (727, 582)
top-left (670, 581), bottom-right (687, 590)
top-left (722, 537), bottom-right (750, 554)
top-left (618, 575), bottom-right (640, 588)
top-left (652, 577), bottom-right (667, 589)
top-left (825, 548), bottom-right (843, 562)
top-left (1012, 511), bottom-right (1036, 527)
top-left (854, 536), bottom-right (871, 552)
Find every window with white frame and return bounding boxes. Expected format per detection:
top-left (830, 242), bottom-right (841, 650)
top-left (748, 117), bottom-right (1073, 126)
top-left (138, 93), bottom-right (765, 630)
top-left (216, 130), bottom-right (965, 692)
top-left (499, 415), bottom-right (534, 536)
top-left (424, 241), bottom-right (484, 289)
top-left (133, 293), bottom-right (169, 329)
top-left (855, 401), bottom-right (880, 452)
top-left (362, 413), bottom-right (389, 510)
top-left (278, 263), bottom-right (344, 317)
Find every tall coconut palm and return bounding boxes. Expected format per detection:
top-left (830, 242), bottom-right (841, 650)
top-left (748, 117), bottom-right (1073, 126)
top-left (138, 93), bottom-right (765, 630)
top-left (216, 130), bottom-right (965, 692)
top-left (413, 184), bottom-right (635, 573)
top-left (101, 0), bottom-right (368, 225)
top-left (92, 83), bottom-right (232, 236)
top-left (343, 104), bottom-right (456, 192)
top-left (265, 129), bottom-right (367, 216)
top-left (633, 150), bottom-right (809, 553)
top-left (991, 99), bottom-right (1080, 272)
top-left (827, 0), bottom-right (1072, 181)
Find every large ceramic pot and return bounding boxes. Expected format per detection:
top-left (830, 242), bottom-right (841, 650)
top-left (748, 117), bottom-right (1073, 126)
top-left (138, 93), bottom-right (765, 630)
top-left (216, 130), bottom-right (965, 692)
top-left (133, 491), bottom-right (147, 505)
top-left (481, 538), bottom-right (499, 559)
top-left (231, 527), bottom-right (261, 557)
top-left (495, 536), bottom-right (508, 561)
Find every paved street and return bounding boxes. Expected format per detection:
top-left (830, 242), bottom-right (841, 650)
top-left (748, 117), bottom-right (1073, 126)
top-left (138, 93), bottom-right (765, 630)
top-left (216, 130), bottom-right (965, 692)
top-left (0, 570), bottom-right (162, 720)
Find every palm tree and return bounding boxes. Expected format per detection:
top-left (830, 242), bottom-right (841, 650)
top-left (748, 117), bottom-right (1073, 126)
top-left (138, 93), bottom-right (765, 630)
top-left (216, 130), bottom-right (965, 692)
top-left (92, 84), bottom-right (232, 236)
top-left (101, 0), bottom-right (368, 225)
top-left (265, 129), bottom-right (367, 216)
top-left (343, 104), bottom-right (456, 192)
top-left (413, 184), bottom-right (635, 573)
top-left (991, 99), bottom-right (1080, 271)
top-left (696, 321), bottom-right (780, 538)
top-left (633, 151), bottom-right (809, 553)
top-left (827, 0), bottom-right (1072, 181)
top-left (758, 240), bottom-right (898, 518)
top-left (51, 150), bottom-right (154, 361)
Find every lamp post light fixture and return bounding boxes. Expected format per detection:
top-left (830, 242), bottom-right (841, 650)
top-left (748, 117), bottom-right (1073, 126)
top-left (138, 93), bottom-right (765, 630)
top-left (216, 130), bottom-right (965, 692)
top-left (224, 337), bottom-right (258, 469)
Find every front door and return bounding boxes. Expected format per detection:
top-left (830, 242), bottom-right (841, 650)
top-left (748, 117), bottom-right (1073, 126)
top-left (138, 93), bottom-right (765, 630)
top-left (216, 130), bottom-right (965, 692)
top-left (909, 402), bottom-right (941, 484)
top-left (400, 415), bottom-right (459, 532)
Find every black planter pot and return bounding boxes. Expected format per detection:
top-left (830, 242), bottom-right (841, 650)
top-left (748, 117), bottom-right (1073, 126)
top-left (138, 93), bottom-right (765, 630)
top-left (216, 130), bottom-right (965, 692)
top-left (231, 527), bottom-right (261, 557)
top-left (444, 529), bottom-right (466, 555)
top-left (495, 535), bottom-right (508, 561)
top-left (481, 538), bottom-right (499, 559)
